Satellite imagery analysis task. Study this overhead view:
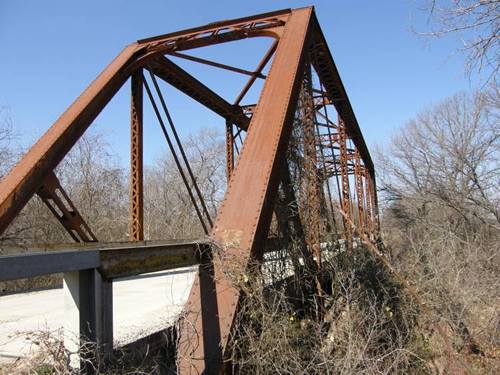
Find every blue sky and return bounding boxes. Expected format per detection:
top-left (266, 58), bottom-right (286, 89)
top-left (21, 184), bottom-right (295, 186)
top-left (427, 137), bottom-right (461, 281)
top-left (0, 1), bottom-right (480, 166)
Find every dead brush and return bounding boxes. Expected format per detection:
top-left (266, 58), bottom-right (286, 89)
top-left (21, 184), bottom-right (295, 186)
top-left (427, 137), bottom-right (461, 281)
top-left (0, 328), bottom-right (167, 375)
top-left (221, 242), bottom-right (429, 374)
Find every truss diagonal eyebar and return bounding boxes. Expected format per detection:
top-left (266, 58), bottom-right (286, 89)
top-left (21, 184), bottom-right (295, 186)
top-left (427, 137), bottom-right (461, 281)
top-left (149, 56), bottom-right (251, 130)
top-left (148, 70), bottom-right (213, 228)
top-left (143, 77), bottom-right (210, 235)
top-left (234, 39), bottom-right (278, 105)
top-left (168, 51), bottom-right (266, 79)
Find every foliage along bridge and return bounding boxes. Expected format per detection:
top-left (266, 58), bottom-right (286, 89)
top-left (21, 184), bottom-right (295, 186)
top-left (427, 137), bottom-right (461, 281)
top-left (0, 7), bottom-right (380, 374)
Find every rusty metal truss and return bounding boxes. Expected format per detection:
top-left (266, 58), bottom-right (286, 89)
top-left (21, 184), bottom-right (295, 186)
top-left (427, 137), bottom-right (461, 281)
top-left (0, 7), bottom-right (380, 374)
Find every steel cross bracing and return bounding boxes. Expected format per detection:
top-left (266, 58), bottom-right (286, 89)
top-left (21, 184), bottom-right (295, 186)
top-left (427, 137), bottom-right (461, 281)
top-left (0, 6), bottom-right (380, 374)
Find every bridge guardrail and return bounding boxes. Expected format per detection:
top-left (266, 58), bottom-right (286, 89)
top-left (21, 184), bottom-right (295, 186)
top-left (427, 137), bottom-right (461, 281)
top-left (0, 240), bottom-right (206, 372)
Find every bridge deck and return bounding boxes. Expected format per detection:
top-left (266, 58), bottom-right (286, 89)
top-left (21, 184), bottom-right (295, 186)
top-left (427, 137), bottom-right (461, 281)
top-left (0, 266), bottom-right (196, 364)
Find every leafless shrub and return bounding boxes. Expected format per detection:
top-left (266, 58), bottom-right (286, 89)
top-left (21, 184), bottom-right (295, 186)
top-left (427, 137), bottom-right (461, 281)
top-left (377, 88), bottom-right (500, 371)
top-left (224, 244), bottom-right (428, 374)
top-left (0, 328), bottom-right (172, 375)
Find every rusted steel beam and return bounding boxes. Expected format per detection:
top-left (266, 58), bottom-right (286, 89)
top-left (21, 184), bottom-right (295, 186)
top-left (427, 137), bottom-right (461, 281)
top-left (234, 40), bottom-right (279, 106)
top-left (0, 44), bottom-right (140, 236)
top-left (370, 174), bottom-right (381, 235)
top-left (147, 71), bottom-right (214, 229)
top-left (354, 150), bottom-right (366, 236)
top-left (129, 70), bottom-right (144, 241)
top-left (99, 241), bottom-right (208, 279)
top-left (225, 120), bottom-right (234, 180)
top-left (169, 51), bottom-right (266, 78)
top-left (136, 10), bottom-right (287, 60)
top-left (309, 17), bottom-right (375, 181)
top-left (37, 171), bottom-right (97, 242)
top-left (338, 116), bottom-right (353, 249)
top-left (138, 9), bottom-right (290, 45)
top-left (149, 56), bottom-right (250, 130)
top-left (363, 168), bottom-right (374, 237)
top-left (314, 117), bottom-right (337, 231)
top-left (299, 62), bottom-right (323, 296)
top-left (316, 93), bottom-right (343, 214)
top-left (177, 8), bottom-right (314, 374)
top-left (365, 170), bottom-right (380, 239)
top-left (143, 77), bottom-right (210, 235)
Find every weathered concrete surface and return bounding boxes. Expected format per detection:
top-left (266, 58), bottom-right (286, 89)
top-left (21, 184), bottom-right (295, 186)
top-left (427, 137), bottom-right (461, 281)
top-left (0, 266), bottom-right (196, 363)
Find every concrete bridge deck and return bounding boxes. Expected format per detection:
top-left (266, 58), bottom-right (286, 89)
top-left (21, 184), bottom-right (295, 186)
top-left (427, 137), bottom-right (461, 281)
top-left (0, 266), bottom-right (196, 363)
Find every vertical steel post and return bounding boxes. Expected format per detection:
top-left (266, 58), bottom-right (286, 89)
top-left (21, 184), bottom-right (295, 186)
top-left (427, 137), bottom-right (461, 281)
top-left (225, 119), bottom-right (234, 180)
top-left (130, 70), bottom-right (144, 241)
top-left (338, 116), bottom-right (353, 250)
top-left (354, 150), bottom-right (365, 236)
top-left (369, 171), bottom-right (380, 237)
top-left (363, 168), bottom-right (374, 239)
top-left (301, 61), bottom-right (323, 299)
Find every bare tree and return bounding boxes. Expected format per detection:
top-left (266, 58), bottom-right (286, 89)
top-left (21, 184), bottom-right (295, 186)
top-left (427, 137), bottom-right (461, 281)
top-left (416, 0), bottom-right (500, 81)
top-left (378, 89), bottom-right (500, 228)
top-left (376, 89), bottom-right (499, 362)
top-left (1, 126), bottom-right (227, 246)
top-left (143, 128), bottom-right (226, 240)
top-left (0, 106), bottom-right (16, 178)
top-left (1, 131), bottom-right (128, 245)
top-left (56, 131), bottom-right (128, 241)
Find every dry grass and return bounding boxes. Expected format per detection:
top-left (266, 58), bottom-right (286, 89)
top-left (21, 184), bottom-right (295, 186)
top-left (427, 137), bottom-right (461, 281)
top-left (0, 328), bottom-right (177, 375)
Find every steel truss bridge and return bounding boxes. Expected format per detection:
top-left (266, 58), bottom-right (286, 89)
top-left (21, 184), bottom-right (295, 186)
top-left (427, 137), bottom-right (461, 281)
top-left (0, 7), bottom-right (380, 374)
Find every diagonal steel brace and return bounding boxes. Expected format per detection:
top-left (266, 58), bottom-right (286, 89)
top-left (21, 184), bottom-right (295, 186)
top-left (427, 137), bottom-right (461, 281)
top-left (37, 171), bottom-right (97, 243)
